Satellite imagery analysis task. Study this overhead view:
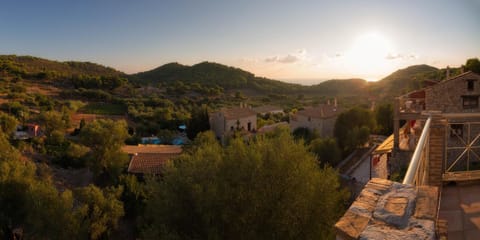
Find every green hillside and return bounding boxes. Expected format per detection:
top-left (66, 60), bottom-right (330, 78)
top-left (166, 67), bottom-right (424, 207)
top-left (0, 55), bottom-right (125, 79)
top-left (307, 78), bottom-right (369, 96)
top-left (133, 61), bottom-right (302, 93)
top-left (372, 64), bottom-right (439, 97)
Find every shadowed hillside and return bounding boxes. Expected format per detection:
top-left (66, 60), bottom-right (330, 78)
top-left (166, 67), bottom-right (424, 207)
top-left (133, 61), bottom-right (302, 93)
top-left (0, 55), bottom-right (125, 79)
top-left (372, 64), bottom-right (439, 97)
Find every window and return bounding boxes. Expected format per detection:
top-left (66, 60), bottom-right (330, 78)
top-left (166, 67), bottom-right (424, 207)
top-left (450, 124), bottom-right (463, 138)
top-left (462, 96), bottom-right (479, 109)
top-left (467, 79), bottom-right (475, 91)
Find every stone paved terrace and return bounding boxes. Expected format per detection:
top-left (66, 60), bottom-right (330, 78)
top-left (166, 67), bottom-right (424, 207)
top-left (335, 178), bottom-right (438, 240)
top-left (438, 183), bottom-right (480, 240)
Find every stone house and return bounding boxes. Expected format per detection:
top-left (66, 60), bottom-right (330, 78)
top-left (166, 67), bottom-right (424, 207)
top-left (289, 103), bottom-right (339, 138)
top-left (393, 71), bottom-right (480, 182)
top-left (209, 107), bottom-right (257, 139)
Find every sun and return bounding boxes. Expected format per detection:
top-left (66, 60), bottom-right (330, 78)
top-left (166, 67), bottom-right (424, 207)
top-left (346, 32), bottom-right (394, 80)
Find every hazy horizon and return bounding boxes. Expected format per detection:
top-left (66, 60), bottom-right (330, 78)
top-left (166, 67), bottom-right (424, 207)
top-left (1, 0), bottom-right (479, 83)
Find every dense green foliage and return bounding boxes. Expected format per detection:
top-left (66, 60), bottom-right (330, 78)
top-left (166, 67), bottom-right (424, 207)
top-left (465, 58), bottom-right (480, 73)
top-left (79, 119), bottom-right (130, 181)
top-left (133, 61), bottom-right (302, 93)
top-left (307, 78), bottom-right (369, 96)
top-left (309, 137), bottom-right (342, 166)
top-left (0, 55), bottom-right (125, 79)
top-left (334, 107), bottom-right (375, 153)
top-left (74, 185), bottom-right (125, 239)
top-left (0, 130), bottom-right (124, 239)
top-left (375, 103), bottom-right (394, 135)
top-left (371, 64), bottom-right (439, 97)
top-left (143, 131), bottom-right (348, 239)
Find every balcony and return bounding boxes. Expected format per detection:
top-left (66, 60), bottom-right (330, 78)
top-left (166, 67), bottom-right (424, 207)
top-left (336, 115), bottom-right (480, 239)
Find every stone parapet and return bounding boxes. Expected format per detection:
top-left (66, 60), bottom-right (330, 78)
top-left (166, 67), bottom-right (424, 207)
top-left (335, 178), bottom-right (439, 240)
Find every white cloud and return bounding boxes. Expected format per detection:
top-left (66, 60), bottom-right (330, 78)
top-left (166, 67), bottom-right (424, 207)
top-left (265, 49), bottom-right (308, 64)
top-left (385, 52), bottom-right (419, 60)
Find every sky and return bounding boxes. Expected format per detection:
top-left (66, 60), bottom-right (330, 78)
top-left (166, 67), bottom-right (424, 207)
top-left (1, 0), bottom-right (479, 84)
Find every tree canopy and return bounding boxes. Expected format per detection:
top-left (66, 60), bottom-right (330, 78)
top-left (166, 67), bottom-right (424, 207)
top-left (334, 107), bottom-right (375, 153)
top-left (79, 119), bottom-right (129, 181)
top-left (143, 130), bottom-right (348, 239)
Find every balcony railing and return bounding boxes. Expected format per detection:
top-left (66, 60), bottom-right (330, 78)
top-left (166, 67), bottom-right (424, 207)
top-left (403, 116), bottom-right (432, 185)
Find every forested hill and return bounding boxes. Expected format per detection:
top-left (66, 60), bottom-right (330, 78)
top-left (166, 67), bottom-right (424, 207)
top-left (132, 61), bottom-right (302, 93)
top-left (371, 64), bottom-right (440, 97)
top-left (0, 55), bottom-right (125, 78)
top-left (2, 54), bottom-right (476, 99)
top-left (306, 78), bottom-right (369, 96)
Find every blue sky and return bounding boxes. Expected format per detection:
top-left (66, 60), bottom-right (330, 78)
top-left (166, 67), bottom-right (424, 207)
top-left (1, 0), bottom-right (479, 84)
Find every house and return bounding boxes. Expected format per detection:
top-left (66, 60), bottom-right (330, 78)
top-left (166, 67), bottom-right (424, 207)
top-left (289, 102), bottom-right (340, 138)
top-left (123, 144), bottom-right (182, 175)
top-left (390, 71), bottom-right (480, 182)
top-left (336, 71), bottom-right (480, 239)
top-left (13, 123), bottom-right (40, 140)
top-left (209, 106), bottom-right (257, 139)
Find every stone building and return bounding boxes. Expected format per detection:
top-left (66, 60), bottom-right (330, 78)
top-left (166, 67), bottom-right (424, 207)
top-left (209, 106), bottom-right (257, 139)
top-left (289, 103), bottom-right (339, 138)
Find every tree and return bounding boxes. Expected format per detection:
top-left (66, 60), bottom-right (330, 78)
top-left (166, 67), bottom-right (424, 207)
top-left (375, 103), bottom-right (393, 135)
top-left (334, 107), bottom-right (375, 153)
top-left (0, 112), bottom-right (18, 135)
top-left (74, 185), bottom-right (125, 240)
top-left (309, 137), bottom-right (341, 166)
top-left (38, 110), bottom-right (68, 138)
top-left (465, 58), bottom-right (480, 74)
top-left (143, 131), bottom-right (348, 239)
top-left (292, 127), bottom-right (319, 144)
top-left (186, 104), bottom-right (210, 139)
top-left (79, 119), bottom-right (129, 181)
top-left (0, 131), bottom-right (80, 239)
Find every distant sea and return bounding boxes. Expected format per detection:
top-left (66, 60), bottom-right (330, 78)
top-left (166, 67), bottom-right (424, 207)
top-left (277, 78), bottom-right (329, 86)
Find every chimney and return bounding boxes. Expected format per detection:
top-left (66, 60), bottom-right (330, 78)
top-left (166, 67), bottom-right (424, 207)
top-left (334, 98), bottom-right (337, 108)
top-left (327, 99), bottom-right (331, 105)
top-left (446, 66), bottom-right (450, 79)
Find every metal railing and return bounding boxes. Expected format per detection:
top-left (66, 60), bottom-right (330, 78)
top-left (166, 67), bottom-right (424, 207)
top-left (403, 116), bottom-right (432, 185)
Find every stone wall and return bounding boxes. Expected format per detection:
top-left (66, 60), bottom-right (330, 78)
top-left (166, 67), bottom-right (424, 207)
top-left (428, 118), bottom-right (446, 187)
top-left (289, 115), bottom-right (336, 138)
top-left (335, 178), bottom-right (439, 240)
top-left (425, 72), bottom-right (480, 113)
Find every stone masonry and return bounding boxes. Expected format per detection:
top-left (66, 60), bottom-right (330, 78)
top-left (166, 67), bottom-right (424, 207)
top-left (335, 178), bottom-right (439, 240)
top-left (427, 117), bottom-right (446, 187)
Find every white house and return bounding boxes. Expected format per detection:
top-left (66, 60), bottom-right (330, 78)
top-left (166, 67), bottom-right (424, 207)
top-left (289, 103), bottom-right (340, 137)
top-left (209, 107), bottom-right (257, 139)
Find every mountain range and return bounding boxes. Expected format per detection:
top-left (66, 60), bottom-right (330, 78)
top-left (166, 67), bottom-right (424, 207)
top-left (1, 55), bottom-right (461, 99)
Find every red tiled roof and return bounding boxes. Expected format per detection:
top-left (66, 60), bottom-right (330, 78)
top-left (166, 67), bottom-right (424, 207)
top-left (296, 104), bottom-right (339, 119)
top-left (127, 153), bottom-right (180, 174)
top-left (122, 144), bottom-right (182, 154)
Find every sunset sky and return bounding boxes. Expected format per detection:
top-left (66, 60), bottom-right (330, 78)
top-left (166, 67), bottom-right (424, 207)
top-left (1, 0), bottom-right (479, 84)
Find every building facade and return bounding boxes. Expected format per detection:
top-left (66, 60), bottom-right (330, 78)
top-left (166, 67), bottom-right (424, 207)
top-left (209, 107), bottom-right (257, 139)
top-left (289, 104), bottom-right (339, 138)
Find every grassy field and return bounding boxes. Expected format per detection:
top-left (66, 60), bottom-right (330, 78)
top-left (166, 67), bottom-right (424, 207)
top-left (78, 102), bottom-right (126, 115)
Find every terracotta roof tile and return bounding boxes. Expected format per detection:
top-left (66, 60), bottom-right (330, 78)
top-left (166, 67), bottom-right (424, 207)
top-left (127, 153), bottom-right (180, 174)
top-left (122, 144), bottom-right (182, 154)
